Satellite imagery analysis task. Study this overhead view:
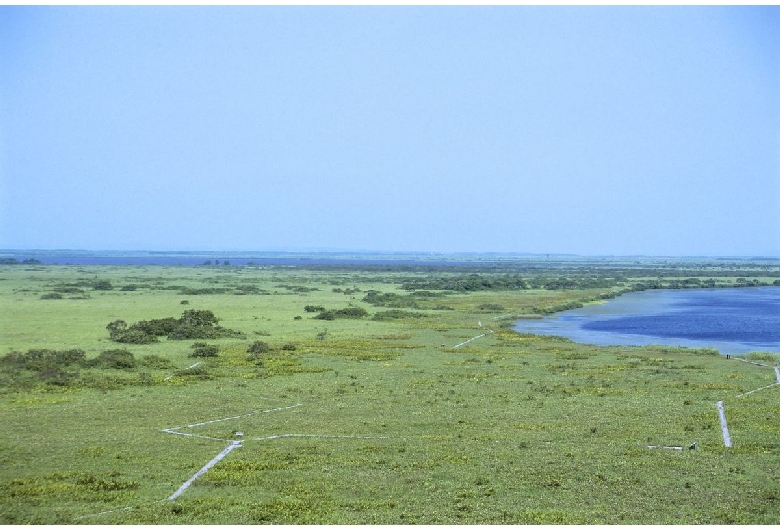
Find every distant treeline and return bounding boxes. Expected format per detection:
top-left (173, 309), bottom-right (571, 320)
top-left (0, 258), bottom-right (42, 265)
top-left (400, 274), bottom-right (619, 292)
top-left (400, 273), bottom-right (779, 293)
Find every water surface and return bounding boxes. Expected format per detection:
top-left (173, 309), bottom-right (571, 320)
top-left (514, 287), bottom-right (780, 355)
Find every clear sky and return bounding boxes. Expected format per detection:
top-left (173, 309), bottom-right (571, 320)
top-left (1, 6), bottom-right (778, 256)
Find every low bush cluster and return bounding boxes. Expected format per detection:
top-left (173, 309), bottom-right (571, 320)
top-left (400, 274), bottom-right (529, 291)
top-left (314, 307), bottom-right (369, 320)
top-left (86, 349), bottom-right (137, 369)
top-left (40, 292), bottom-right (63, 300)
top-left (177, 287), bottom-right (229, 295)
top-left (0, 348), bottom-right (169, 390)
top-left (372, 310), bottom-right (426, 321)
top-left (92, 280), bottom-right (113, 291)
top-left (247, 341), bottom-right (270, 354)
top-left (190, 342), bottom-right (219, 358)
top-left (106, 310), bottom-right (243, 344)
top-left (1, 348), bottom-right (86, 372)
top-left (276, 284), bottom-right (319, 293)
top-left (362, 290), bottom-right (420, 308)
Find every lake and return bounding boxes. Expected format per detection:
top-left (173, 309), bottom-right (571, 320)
top-left (513, 287), bottom-right (780, 355)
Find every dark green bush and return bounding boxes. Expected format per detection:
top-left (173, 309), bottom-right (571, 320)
top-left (40, 293), bottom-right (63, 300)
top-left (177, 287), bottom-right (229, 295)
top-left (88, 349), bottom-right (136, 369)
top-left (277, 284), bottom-right (318, 293)
top-left (372, 310), bottom-right (426, 321)
top-left (190, 342), bottom-right (219, 357)
top-left (54, 286), bottom-right (83, 294)
top-left (106, 320), bottom-right (157, 344)
top-left (107, 310), bottom-right (242, 343)
top-left (315, 307), bottom-right (368, 320)
top-left (173, 365), bottom-right (211, 378)
top-left (0, 349), bottom-right (86, 388)
top-left (132, 317), bottom-right (179, 337)
top-left (234, 285), bottom-right (261, 294)
top-left (248, 341), bottom-right (270, 354)
top-left (362, 291), bottom-right (419, 308)
top-left (0, 348), bottom-right (86, 371)
top-left (478, 303), bottom-right (505, 311)
top-left (92, 280), bottom-right (113, 291)
top-left (139, 354), bottom-right (174, 369)
top-left (37, 366), bottom-right (77, 386)
top-left (180, 310), bottom-right (219, 327)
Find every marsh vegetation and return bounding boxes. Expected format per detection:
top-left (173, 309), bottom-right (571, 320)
top-left (0, 257), bottom-right (779, 523)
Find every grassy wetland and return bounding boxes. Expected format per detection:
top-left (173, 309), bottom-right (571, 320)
top-left (1, 256), bottom-right (780, 524)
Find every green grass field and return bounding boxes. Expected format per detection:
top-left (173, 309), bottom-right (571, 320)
top-left (1, 261), bottom-right (779, 523)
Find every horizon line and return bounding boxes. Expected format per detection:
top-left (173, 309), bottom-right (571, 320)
top-left (2, 248), bottom-right (779, 260)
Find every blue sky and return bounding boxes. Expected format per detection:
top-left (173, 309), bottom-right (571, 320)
top-left (1, 6), bottom-right (778, 256)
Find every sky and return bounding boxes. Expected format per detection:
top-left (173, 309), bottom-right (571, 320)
top-left (1, 6), bottom-right (778, 257)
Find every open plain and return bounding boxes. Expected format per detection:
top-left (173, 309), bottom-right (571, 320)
top-left (1, 257), bottom-right (779, 524)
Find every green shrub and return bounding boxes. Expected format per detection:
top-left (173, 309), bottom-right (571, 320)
top-left (234, 284), bottom-right (261, 294)
top-left (40, 293), bottom-right (63, 300)
top-left (132, 317), bottom-right (179, 337)
top-left (107, 310), bottom-right (242, 343)
top-left (315, 307), bottom-right (368, 320)
top-left (139, 354), bottom-right (174, 369)
top-left (0, 348), bottom-right (86, 371)
top-left (88, 349), bottom-right (136, 369)
top-left (92, 280), bottom-right (113, 291)
top-left (53, 286), bottom-right (83, 294)
top-left (362, 290), bottom-right (419, 308)
top-left (744, 351), bottom-right (780, 363)
top-left (173, 365), bottom-right (211, 378)
top-left (248, 341), bottom-right (270, 354)
top-left (190, 342), bottom-right (219, 357)
top-left (168, 325), bottom-right (212, 340)
top-left (106, 321), bottom-right (157, 344)
top-left (372, 310), bottom-right (426, 320)
top-left (179, 309), bottom-right (219, 327)
top-left (178, 287), bottom-right (228, 295)
top-left (36, 366), bottom-right (78, 386)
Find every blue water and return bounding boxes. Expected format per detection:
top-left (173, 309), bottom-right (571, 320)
top-left (513, 287), bottom-right (780, 355)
